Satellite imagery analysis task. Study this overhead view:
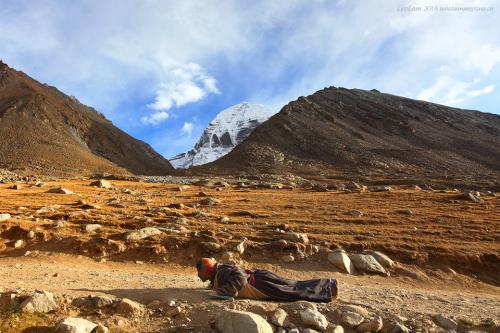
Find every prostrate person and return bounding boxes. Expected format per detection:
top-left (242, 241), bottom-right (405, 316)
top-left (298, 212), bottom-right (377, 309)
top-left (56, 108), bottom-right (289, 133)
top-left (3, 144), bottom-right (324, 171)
top-left (196, 258), bottom-right (338, 302)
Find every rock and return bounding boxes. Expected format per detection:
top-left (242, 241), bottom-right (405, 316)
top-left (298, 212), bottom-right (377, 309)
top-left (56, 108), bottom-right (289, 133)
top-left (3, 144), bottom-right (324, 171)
top-left (357, 316), bottom-right (383, 332)
top-left (35, 181), bottom-right (45, 187)
top-left (303, 329), bottom-right (320, 333)
top-left (327, 324), bottom-right (345, 333)
top-left (90, 179), bottom-right (112, 189)
top-left (328, 249), bottom-right (355, 274)
top-left (215, 309), bottom-right (273, 333)
top-left (342, 305), bottom-right (369, 317)
top-left (391, 323), bottom-right (410, 333)
top-left (464, 191), bottom-right (482, 203)
top-left (124, 227), bottom-right (163, 242)
top-left (54, 317), bottom-right (98, 333)
top-left (220, 215), bottom-right (230, 222)
top-left (115, 298), bottom-right (146, 317)
top-left (95, 324), bottom-right (109, 333)
top-left (9, 184), bottom-right (22, 190)
top-left (285, 232), bottom-right (309, 244)
top-left (85, 224), bottom-right (102, 233)
top-left (282, 254), bottom-right (295, 263)
top-left (341, 311), bottom-right (365, 328)
top-left (47, 187), bottom-right (74, 194)
top-left (349, 254), bottom-right (386, 275)
top-left (27, 230), bottom-right (35, 239)
top-left (348, 210), bottom-right (363, 217)
top-left (202, 241), bottom-right (222, 252)
top-left (236, 241), bottom-right (246, 255)
top-left (20, 290), bottom-right (58, 313)
top-left (0, 213), bottom-right (11, 222)
top-left (363, 250), bottom-right (394, 268)
top-left (283, 300), bottom-right (317, 312)
top-left (199, 197), bottom-right (221, 206)
top-left (14, 240), bottom-right (24, 248)
top-left (270, 308), bottom-right (288, 327)
top-left (300, 308), bottom-right (328, 331)
top-left (432, 314), bottom-right (458, 330)
top-left (72, 295), bottom-right (116, 309)
top-left (0, 292), bottom-right (22, 312)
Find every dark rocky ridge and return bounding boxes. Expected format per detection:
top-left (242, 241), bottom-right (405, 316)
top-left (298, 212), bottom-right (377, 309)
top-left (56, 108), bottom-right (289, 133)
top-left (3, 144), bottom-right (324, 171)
top-left (201, 87), bottom-right (500, 183)
top-left (0, 61), bottom-right (173, 176)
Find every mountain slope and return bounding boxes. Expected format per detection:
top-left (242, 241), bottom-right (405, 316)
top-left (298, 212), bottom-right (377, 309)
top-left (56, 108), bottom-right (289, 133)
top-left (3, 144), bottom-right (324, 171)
top-left (170, 102), bottom-right (275, 168)
top-left (0, 61), bottom-right (173, 176)
top-left (203, 87), bottom-right (500, 180)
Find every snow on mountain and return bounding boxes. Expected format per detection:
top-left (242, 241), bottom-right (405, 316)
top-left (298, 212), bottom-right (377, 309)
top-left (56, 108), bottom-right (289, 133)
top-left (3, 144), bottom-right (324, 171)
top-left (169, 102), bottom-right (275, 168)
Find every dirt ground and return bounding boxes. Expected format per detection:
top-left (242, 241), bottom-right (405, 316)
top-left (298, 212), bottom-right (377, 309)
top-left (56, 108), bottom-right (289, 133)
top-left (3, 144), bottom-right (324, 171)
top-left (0, 178), bottom-right (499, 332)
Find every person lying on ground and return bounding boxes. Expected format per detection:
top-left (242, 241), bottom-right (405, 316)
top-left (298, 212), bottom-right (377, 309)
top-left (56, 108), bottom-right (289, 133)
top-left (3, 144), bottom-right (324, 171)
top-left (196, 258), bottom-right (338, 302)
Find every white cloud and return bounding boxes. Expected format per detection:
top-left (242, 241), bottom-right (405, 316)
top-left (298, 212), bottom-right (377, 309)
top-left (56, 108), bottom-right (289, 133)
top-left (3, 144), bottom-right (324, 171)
top-left (182, 122), bottom-right (194, 136)
top-left (147, 62), bottom-right (220, 111)
top-left (416, 76), bottom-right (495, 106)
top-left (141, 111), bottom-right (169, 125)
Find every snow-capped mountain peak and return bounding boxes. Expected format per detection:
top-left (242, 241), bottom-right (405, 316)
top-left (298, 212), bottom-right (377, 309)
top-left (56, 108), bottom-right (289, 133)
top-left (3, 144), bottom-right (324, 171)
top-left (169, 102), bottom-right (275, 168)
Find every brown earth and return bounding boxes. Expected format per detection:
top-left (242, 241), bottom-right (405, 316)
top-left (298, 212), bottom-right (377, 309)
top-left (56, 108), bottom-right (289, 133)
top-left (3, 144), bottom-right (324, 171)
top-left (0, 179), bottom-right (498, 332)
top-left (0, 61), bottom-right (173, 176)
top-left (199, 87), bottom-right (500, 186)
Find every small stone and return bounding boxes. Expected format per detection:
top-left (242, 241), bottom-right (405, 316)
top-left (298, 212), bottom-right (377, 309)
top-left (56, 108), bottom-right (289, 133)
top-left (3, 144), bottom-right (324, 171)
top-left (20, 290), bottom-right (58, 313)
top-left (215, 309), bottom-right (273, 333)
top-left (54, 317), bottom-right (98, 333)
top-left (327, 324), bottom-right (345, 333)
top-left (220, 216), bottom-right (230, 223)
top-left (27, 230), bottom-right (35, 239)
top-left (9, 184), bottom-right (22, 190)
top-left (115, 298), bottom-right (146, 317)
top-left (270, 308), bottom-right (288, 327)
top-left (85, 224), bottom-right (102, 233)
top-left (95, 323), bottom-right (109, 333)
top-left (300, 308), bottom-right (328, 331)
top-left (282, 254), bottom-right (295, 263)
top-left (341, 311), bottom-right (365, 328)
top-left (90, 179), bottom-right (112, 189)
top-left (47, 187), bottom-right (74, 194)
top-left (285, 231), bottom-right (309, 244)
top-left (14, 240), bottom-right (24, 248)
top-left (124, 227), bottom-right (163, 242)
top-left (0, 213), bottom-right (11, 221)
top-left (199, 197), bottom-right (221, 206)
top-left (432, 314), bottom-right (458, 330)
top-left (347, 210), bottom-right (363, 217)
top-left (391, 323), bottom-right (410, 333)
top-left (357, 316), bottom-right (383, 332)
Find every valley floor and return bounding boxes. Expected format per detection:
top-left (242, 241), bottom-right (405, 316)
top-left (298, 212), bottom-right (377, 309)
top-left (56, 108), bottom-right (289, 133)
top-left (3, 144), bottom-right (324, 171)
top-left (0, 178), bottom-right (498, 332)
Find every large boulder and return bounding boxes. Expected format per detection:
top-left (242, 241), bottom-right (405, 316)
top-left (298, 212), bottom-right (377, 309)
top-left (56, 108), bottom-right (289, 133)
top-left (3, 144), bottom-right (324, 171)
top-left (54, 317), bottom-right (98, 333)
top-left (215, 310), bottom-right (273, 333)
top-left (124, 227), bottom-right (163, 242)
top-left (20, 290), bottom-right (58, 313)
top-left (328, 249), bottom-right (355, 274)
top-left (349, 254), bottom-right (386, 275)
top-left (47, 187), bottom-right (74, 194)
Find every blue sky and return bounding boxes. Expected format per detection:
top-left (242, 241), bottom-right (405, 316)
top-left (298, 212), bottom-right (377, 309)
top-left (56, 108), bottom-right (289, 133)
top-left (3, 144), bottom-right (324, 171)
top-left (1, 0), bottom-right (499, 158)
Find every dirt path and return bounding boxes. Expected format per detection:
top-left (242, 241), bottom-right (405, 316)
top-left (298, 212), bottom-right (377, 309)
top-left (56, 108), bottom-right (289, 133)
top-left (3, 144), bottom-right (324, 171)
top-left (1, 253), bottom-right (499, 332)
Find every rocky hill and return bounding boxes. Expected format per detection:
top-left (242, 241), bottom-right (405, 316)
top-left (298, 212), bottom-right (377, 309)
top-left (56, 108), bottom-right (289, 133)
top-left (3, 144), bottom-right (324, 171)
top-left (170, 102), bottom-right (275, 168)
top-left (202, 87), bottom-right (500, 182)
top-left (0, 61), bottom-right (173, 176)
